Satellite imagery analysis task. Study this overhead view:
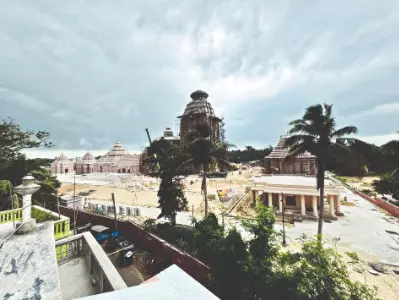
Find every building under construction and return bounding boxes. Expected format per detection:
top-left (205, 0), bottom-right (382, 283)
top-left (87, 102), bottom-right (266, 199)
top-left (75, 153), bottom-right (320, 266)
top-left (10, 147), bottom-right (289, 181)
top-left (178, 90), bottom-right (222, 147)
top-left (264, 136), bottom-right (317, 175)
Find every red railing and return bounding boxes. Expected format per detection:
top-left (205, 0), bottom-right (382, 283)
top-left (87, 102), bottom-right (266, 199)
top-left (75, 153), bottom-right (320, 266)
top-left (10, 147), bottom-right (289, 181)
top-left (58, 206), bottom-right (211, 283)
top-left (353, 190), bottom-right (399, 218)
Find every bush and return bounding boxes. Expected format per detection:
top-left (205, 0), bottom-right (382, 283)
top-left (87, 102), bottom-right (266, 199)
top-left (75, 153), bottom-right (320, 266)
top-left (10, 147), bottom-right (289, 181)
top-left (143, 206), bottom-right (378, 300)
top-left (360, 189), bottom-right (377, 197)
top-left (31, 207), bottom-right (58, 222)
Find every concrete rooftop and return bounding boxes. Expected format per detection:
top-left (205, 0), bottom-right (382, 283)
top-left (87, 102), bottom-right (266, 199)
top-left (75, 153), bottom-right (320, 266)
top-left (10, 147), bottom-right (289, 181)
top-left (0, 222), bottom-right (62, 300)
top-left (58, 257), bottom-right (97, 299)
top-left (253, 175), bottom-right (336, 187)
top-left (79, 264), bottom-right (219, 300)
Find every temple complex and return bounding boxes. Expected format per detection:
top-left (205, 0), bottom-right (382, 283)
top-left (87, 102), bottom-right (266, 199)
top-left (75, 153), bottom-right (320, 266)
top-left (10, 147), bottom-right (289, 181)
top-left (264, 136), bottom-right (317, 175)
top-left (51, 141), bottom-right (141, 175)
top-left (178, 90), bottom-right (222, 146)
top-left (250, 175), bottom-right (343, 219)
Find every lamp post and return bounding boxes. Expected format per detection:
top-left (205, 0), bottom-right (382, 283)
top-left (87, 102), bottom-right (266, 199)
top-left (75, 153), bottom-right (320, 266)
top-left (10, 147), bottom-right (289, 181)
top-left (14, 174), bottom-right (40, 234)
top-left (281, 192), bottom-right (287, 247)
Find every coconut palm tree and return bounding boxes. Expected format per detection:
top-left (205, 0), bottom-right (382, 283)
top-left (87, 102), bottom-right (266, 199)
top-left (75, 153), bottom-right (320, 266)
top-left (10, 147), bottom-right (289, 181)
top-left (180, 123), bottom-right (232, 217)
top-left (285, 104), bottom-right (358, 239)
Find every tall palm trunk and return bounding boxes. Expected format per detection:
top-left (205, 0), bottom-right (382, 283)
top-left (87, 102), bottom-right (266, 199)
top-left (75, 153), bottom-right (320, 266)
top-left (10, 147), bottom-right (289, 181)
top-left (203, 164), bottom-right (208, 217)
top-left (317, 163), bottom-right (325, 240)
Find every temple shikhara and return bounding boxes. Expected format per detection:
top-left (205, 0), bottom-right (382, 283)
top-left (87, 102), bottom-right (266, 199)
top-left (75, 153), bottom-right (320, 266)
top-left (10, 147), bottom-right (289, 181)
top-left (178, 90), bottom-right (222, 146)
top-left (51, 141), bottom-right (141, 175)
top-left (264, 136), bottom-right (317, 175)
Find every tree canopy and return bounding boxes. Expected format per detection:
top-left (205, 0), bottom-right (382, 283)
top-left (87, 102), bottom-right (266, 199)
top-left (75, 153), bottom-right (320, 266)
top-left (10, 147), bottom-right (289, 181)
top-left (285, 103), bottom-right (358, 237)
top-left (0, 119), bottom-right (52, 168)
top-left (145, 203), bottom-right (377, 300)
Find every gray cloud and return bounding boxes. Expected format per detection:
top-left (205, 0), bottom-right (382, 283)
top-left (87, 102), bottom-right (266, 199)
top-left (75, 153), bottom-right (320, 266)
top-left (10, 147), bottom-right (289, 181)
top-left (1, 0), bottom-right (399, 157)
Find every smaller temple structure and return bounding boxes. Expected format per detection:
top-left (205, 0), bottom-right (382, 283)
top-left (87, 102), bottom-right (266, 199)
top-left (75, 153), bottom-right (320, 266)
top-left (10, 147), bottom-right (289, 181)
top-left (157, 127), bottom-right (180, 146)
top-left (51, 141), bottom-right (141, 175)
top-left (51, 153), bottom-right (74, 174)
top-left (264, 136), bottom-right (317, 175)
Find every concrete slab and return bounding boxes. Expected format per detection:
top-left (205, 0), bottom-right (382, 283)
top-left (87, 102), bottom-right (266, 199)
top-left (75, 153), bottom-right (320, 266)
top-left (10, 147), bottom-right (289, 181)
top-left (58, 257), bottom-right (97, 299)
top-left (78, 264), bottom-right (219, 300)
top-left (0, 222), bottom-right (62, 300)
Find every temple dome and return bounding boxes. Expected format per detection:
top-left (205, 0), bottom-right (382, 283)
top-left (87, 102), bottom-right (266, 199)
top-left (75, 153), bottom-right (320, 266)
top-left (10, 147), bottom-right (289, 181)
top-left (55, 153), bottom-right (69, 161)
top-left (108, 141), bottom-right (128, 156)
top-left (81, 152), bottom-right (95, 161)
top-left (179, 89), bottom-right (220, 119)
top-left (99, 141), bottom-right (131, 163)
top-left (190, 90), bottom-right (209, 100)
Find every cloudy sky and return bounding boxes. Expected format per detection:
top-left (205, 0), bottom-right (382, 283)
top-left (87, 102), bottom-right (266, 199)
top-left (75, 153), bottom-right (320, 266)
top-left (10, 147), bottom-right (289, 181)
top-left (1, 1), bottom-right (398, 158)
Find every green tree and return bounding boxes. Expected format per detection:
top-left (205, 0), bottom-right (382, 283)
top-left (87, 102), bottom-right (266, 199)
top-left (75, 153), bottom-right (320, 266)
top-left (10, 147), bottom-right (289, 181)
top-left (181, 123), bottom-right (232, 217)
top-left (0, 118), bottom-right (52, 168)
top-left (372, 173), bottom-right (399, 201)
top-left (228, 146), bottom-right (273, 164)
top-left (149, 139), bottom-right (188, 225)
top-left (285, 104), bottom-right (358, 239)
top-left (31, 167), bottom-right (61, 210)
top-left (191, 214), bottom-right (248, 299)
top-left (285, 238), bottom-right (378, 300)
top-left (0, 180), bottom-right (19, 210)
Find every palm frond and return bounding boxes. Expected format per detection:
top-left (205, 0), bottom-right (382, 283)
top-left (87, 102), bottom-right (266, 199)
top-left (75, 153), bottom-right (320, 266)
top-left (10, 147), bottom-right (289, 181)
top-left (323, 103), bottom-right (333, 120)
top-left (391, 167), bottom-right (399, 178)
top-left (214, 157), bottom-right (233, 171)
top-left (177, 158), bottom-right (195, 172)
top-left (285, 134), bottom-right (314, 147)
top-left (304, 104), bottom-right (324, 123)
top-left (331, 126), bottom-right (358, 138)
top-left (286, 143), bottom-right (308, 158)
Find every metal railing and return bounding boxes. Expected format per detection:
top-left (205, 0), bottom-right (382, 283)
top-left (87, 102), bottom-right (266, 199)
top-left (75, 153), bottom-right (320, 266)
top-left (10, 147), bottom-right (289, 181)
top-left (0, 208), bottom-right (22, 224)
top-left (0, 206), bottom-right (72, 240)
top-left (55, 232), bottom-right (127, 293)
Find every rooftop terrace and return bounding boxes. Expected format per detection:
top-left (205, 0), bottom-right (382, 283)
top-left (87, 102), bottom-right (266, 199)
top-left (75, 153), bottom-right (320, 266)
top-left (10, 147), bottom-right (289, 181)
top-left (0, 222), bottom-right (62, 299)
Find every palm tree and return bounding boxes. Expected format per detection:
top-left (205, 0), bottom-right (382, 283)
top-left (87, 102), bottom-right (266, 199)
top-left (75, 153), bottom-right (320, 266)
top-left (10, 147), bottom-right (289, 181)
top-left (180, 123), bottom-right (232, 217)
top-left (285, 104), bottom-right (358, 239)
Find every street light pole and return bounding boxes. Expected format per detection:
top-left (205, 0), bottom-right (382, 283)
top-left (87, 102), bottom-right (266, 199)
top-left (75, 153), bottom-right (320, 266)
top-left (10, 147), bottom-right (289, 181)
top-left (281, 192), bottom-right (287, 247)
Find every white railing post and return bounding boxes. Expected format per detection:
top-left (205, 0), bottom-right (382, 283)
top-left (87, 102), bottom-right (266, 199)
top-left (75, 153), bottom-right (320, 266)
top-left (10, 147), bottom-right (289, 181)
top-left (14, 174), bottom-right (40, 233)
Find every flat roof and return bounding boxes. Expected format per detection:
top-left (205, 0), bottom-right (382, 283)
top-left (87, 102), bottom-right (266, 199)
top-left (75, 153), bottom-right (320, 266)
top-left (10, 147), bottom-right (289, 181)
top-left (0, 222), bottom-right (62, 299)
top-left (79, 264), bottom-right (219, 300)
top-left (253, 175), bottom-right (336, 187)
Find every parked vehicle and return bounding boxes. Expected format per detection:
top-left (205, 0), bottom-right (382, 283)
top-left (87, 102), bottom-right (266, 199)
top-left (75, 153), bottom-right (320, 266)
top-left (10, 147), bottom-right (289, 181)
top-left (117, 240), bottom-right (135, 266)
top-left (90, 225), bottom-right (119, 244)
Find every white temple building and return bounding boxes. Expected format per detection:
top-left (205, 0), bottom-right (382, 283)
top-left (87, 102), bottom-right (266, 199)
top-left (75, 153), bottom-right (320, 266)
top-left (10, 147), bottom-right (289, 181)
top-left (51, 141), bottom-right (141, 175)
top-left (250, 175), bottom-right (344, 219)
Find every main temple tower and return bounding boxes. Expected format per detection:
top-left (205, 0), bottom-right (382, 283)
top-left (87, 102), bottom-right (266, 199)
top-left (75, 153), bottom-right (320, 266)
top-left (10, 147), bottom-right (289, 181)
top-left (178, 90), bottom-right (222, 146)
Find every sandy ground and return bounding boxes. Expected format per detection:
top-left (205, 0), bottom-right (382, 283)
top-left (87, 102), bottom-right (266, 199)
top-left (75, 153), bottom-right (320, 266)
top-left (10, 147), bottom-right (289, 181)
top-left (58, 172), bottom-right (249, 217)
top-left (57, 172), bottom-right (399, 299)
top-left (339, 176), bottom-right (381, 190)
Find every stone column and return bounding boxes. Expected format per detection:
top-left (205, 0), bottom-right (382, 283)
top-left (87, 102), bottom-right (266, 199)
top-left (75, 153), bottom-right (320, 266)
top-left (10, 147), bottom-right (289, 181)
top-left (279, 193), bottom-right (283, 213)
top-left (312, 196), bottom-right (318, 217)
top-left (268, 193), bottom-right (273, 207)
top-left (251, 190), bottom-right (257, 204)
top-left (300, 194), bottom-right (306, 216)
top-left (14, 174), bottom-right (40, 233)
top-left (335, 195), bottom-right (341, 213)
top-left (329, 195), bottom-right (336, 217)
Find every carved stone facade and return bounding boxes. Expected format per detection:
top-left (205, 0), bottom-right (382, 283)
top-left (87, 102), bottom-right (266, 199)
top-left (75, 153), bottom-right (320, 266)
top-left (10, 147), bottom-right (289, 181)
top-left (264, 136), bottom-right (317, 175)
top-left (50, 153), bottom-right (75, 174)
top-left (51, 141), bottom-right (141, 175)
top-left (178, 90), bottom-right (221, 146)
